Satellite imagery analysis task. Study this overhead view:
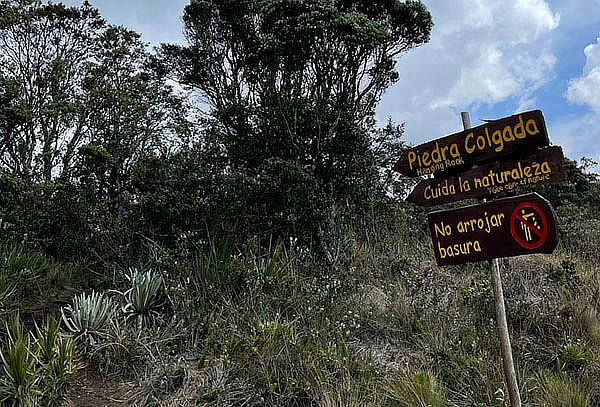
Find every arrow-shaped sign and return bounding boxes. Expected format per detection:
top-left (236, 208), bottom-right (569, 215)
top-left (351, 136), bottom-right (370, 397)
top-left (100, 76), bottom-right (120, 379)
top-left (394, 110), bottom-right (550, 178)
top-left (406, 146), bottom-right (566, 206)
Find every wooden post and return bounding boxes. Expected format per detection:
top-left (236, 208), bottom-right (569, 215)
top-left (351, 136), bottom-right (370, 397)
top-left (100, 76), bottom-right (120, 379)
top-left (460, 111), bottom-right (471, 130)
top-left (460, 112), bottom-right (522, 407)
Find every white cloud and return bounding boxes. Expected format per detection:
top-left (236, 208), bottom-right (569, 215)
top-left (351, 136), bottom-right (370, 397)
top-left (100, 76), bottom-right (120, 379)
top-left (378, 0), bottom-right (560, 142)
top-left (432, 46), bottom-right (557, 109)
top-left (511, 0), bottom-right (560, 42)
top-left (565, 36), bottom-right (600, 113)
top-left (550, 112), bottom-right (600, 172)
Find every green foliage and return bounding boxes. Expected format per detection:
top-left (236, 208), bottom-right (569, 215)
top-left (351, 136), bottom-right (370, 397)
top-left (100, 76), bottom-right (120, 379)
top-left (558, 343), bottom-right (587, 371)
top-left (0, 0), bottom-right (190, 183)
top-left (545, 258), bottom-right (578, 287)
top-left (0, 318), bottom-right (38, 406)
top-left (246, 238), bottom-right (295, 294)
top-left (173, 236), bottom-right (244, 311)
top-left (384, 370), bottom-right (452, 407)
top-left (426, 331), bottom-right (504, 406)
top-left (61, 290), bottom-right (115, 344)
top-left (0, 0), bottom-right (105, 181)
top-left (2, 1), bottom-right (600, 406)
top-left (0, 244), bottom-right (72, 315)
top-left (121, 268), bottom-right (165, 328)
top-left (196, 313), bottom-right (380, 406)
top-left (0, 0), bottom-right (191, 260)
top-left (158, 0), bottom-right (432, 246)
top-left (78, 144), bottom-right (116, 171)
top-left (0, 316), bottom-right (81, 407)
top-left (536, 157), bottom-right (600, 213)
top-left (33, 318), bottom-right (81, 407)
top-left (88, 319), bottom-right (179, 378)
top-left (532, 370), bottom-right (591, 407)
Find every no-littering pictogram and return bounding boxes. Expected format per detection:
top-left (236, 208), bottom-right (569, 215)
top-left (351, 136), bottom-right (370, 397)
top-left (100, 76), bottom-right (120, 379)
top-left (510, 201), bottom-right (548, 250)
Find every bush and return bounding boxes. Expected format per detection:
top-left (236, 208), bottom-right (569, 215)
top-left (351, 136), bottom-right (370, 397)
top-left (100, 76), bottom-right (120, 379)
top-left (61, 291), bottom-right (115, 345)
top-left (0, 316), bottom-right (81, 407)
top-left (384, 370), bottom-right (452, 407)
top-left (532, 370), bottom-right (591, 407)
top-left (0, 244), bottom-right (70, 315)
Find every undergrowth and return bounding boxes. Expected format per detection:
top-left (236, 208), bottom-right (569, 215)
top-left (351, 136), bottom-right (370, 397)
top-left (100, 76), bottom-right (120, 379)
top-left (1, 205), bottom-right (599, 406)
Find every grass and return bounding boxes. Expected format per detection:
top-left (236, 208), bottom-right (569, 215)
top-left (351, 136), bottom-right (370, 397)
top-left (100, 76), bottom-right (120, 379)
top-left (125, 211), bottom-right (597, 407)
top-left (384, 370), bottom-right (452, 407)
top-left (2, 201), bottom-right (600, 406)
top-left (531, 370), bottom-right (592, 407)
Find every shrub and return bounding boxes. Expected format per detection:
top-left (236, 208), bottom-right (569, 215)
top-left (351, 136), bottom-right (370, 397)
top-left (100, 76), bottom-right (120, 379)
top-left (246, 238), bottom-right (295, 294)
top-left (89, 319), bottom-right (160, 377)
top-left (545, 258), bottom-right (578, 287)
top-left (0, 316), bottom-right (81, 407)
top-left (121, 268), bottom-right (165, 328)
top-left (558, 343), bottom-right (587, 371)
top-left (61, 290), bottom-right (115, 345)
top-left (0, 318), bottom-right (38, 406)
top-left (166, 236), bottom-right (245, 326)
top-left (0, 244), bottom-right (54, 304)
top-left (384, 370), bottom-right (452, 407)
top-left (33, 318), bottom-right (81, 406)
top-left (532, 370), bottom-right (591, 407)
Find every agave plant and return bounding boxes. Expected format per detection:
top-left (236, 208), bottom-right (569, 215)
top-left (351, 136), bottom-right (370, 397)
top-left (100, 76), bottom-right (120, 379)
top-left (38, 332), bottom-right (80, 406)
top-left (0, 317), bottom-right (39, 406)
top-left (121, 268), bottom-right (165, 328)
top-left (0, 316), bottom-right (82, 407)
top-left (61, 290), bottom-right (114, 345)
top-left (33, 317), bottom-right (81, 406)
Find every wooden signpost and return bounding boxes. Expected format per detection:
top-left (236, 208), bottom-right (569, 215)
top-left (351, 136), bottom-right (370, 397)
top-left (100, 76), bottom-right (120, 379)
top-left (393, 110), bottom-right (550, 177)
top-left (394, 110), bottom-right (567, 407)
top-left (407, 146), bottom-right (566, 206)
top-left (428, 193), bottom-right (559, 265)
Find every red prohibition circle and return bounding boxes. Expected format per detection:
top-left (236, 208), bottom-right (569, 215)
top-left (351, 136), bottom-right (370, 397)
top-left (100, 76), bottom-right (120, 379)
top-left (510, 202), bottom-right (548, 250)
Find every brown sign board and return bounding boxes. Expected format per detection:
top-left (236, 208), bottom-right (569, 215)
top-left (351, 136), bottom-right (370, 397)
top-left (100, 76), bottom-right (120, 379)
top-left (407, 146), bottom-right (566, 207)
top-left (428, 193), bottom-right (558, 266)
top-left (394, 110), bottom-right (550, 178)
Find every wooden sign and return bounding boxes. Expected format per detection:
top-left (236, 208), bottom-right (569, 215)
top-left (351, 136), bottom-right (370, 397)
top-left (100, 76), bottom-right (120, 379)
top-left (428, 193), bottom-right (558, 266)
top-left (407, 146), bottom-right (566, 206)
top-left (394, 110), bottom-right (549, 177)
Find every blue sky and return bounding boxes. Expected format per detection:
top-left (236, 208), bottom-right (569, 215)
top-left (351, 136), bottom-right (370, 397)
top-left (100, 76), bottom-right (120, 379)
top-left (63, 0), bottom-right (600, 171)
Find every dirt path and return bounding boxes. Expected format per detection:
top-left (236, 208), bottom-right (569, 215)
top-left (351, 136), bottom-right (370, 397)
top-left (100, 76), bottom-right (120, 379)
top-left (65, 367), bottom-right (132, 407)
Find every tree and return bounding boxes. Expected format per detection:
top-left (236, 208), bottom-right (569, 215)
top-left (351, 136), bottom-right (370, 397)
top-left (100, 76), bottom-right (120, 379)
top-left (162, 0), bottom-right (432, 244)
top-left (535, 157), bottom-right (600, 212)
top-left (0, 0), bottom-right (190, 184)
top-left (0, 0), bottom-right (192, 257)
top-left (0, 0), bottom-right (104, 181)
top-left (74, 26), bottom-right (191, 200)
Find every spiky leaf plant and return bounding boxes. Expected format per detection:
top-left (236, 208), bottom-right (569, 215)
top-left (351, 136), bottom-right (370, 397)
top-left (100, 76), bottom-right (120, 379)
top-left (0, 316), bottom-right (82, 407)
top-left (61, 290), bottom-right (114, 345)
top-left (0, 244), bottom-right (53, 302)
top-left (33, 318), bottom-right (81, 406)
top-left (0, 273), bottom-right (16, 316)
top-left (0, 317), bottom-right (39, 407)
top-left (34, 318), bottom-right (59, 364)
top-left (121, 268), bottom-right (164, 328)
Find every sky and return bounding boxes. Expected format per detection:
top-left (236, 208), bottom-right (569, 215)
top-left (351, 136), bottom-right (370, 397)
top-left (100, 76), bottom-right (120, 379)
top-left (61, 0), bottom-right (600, 172)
